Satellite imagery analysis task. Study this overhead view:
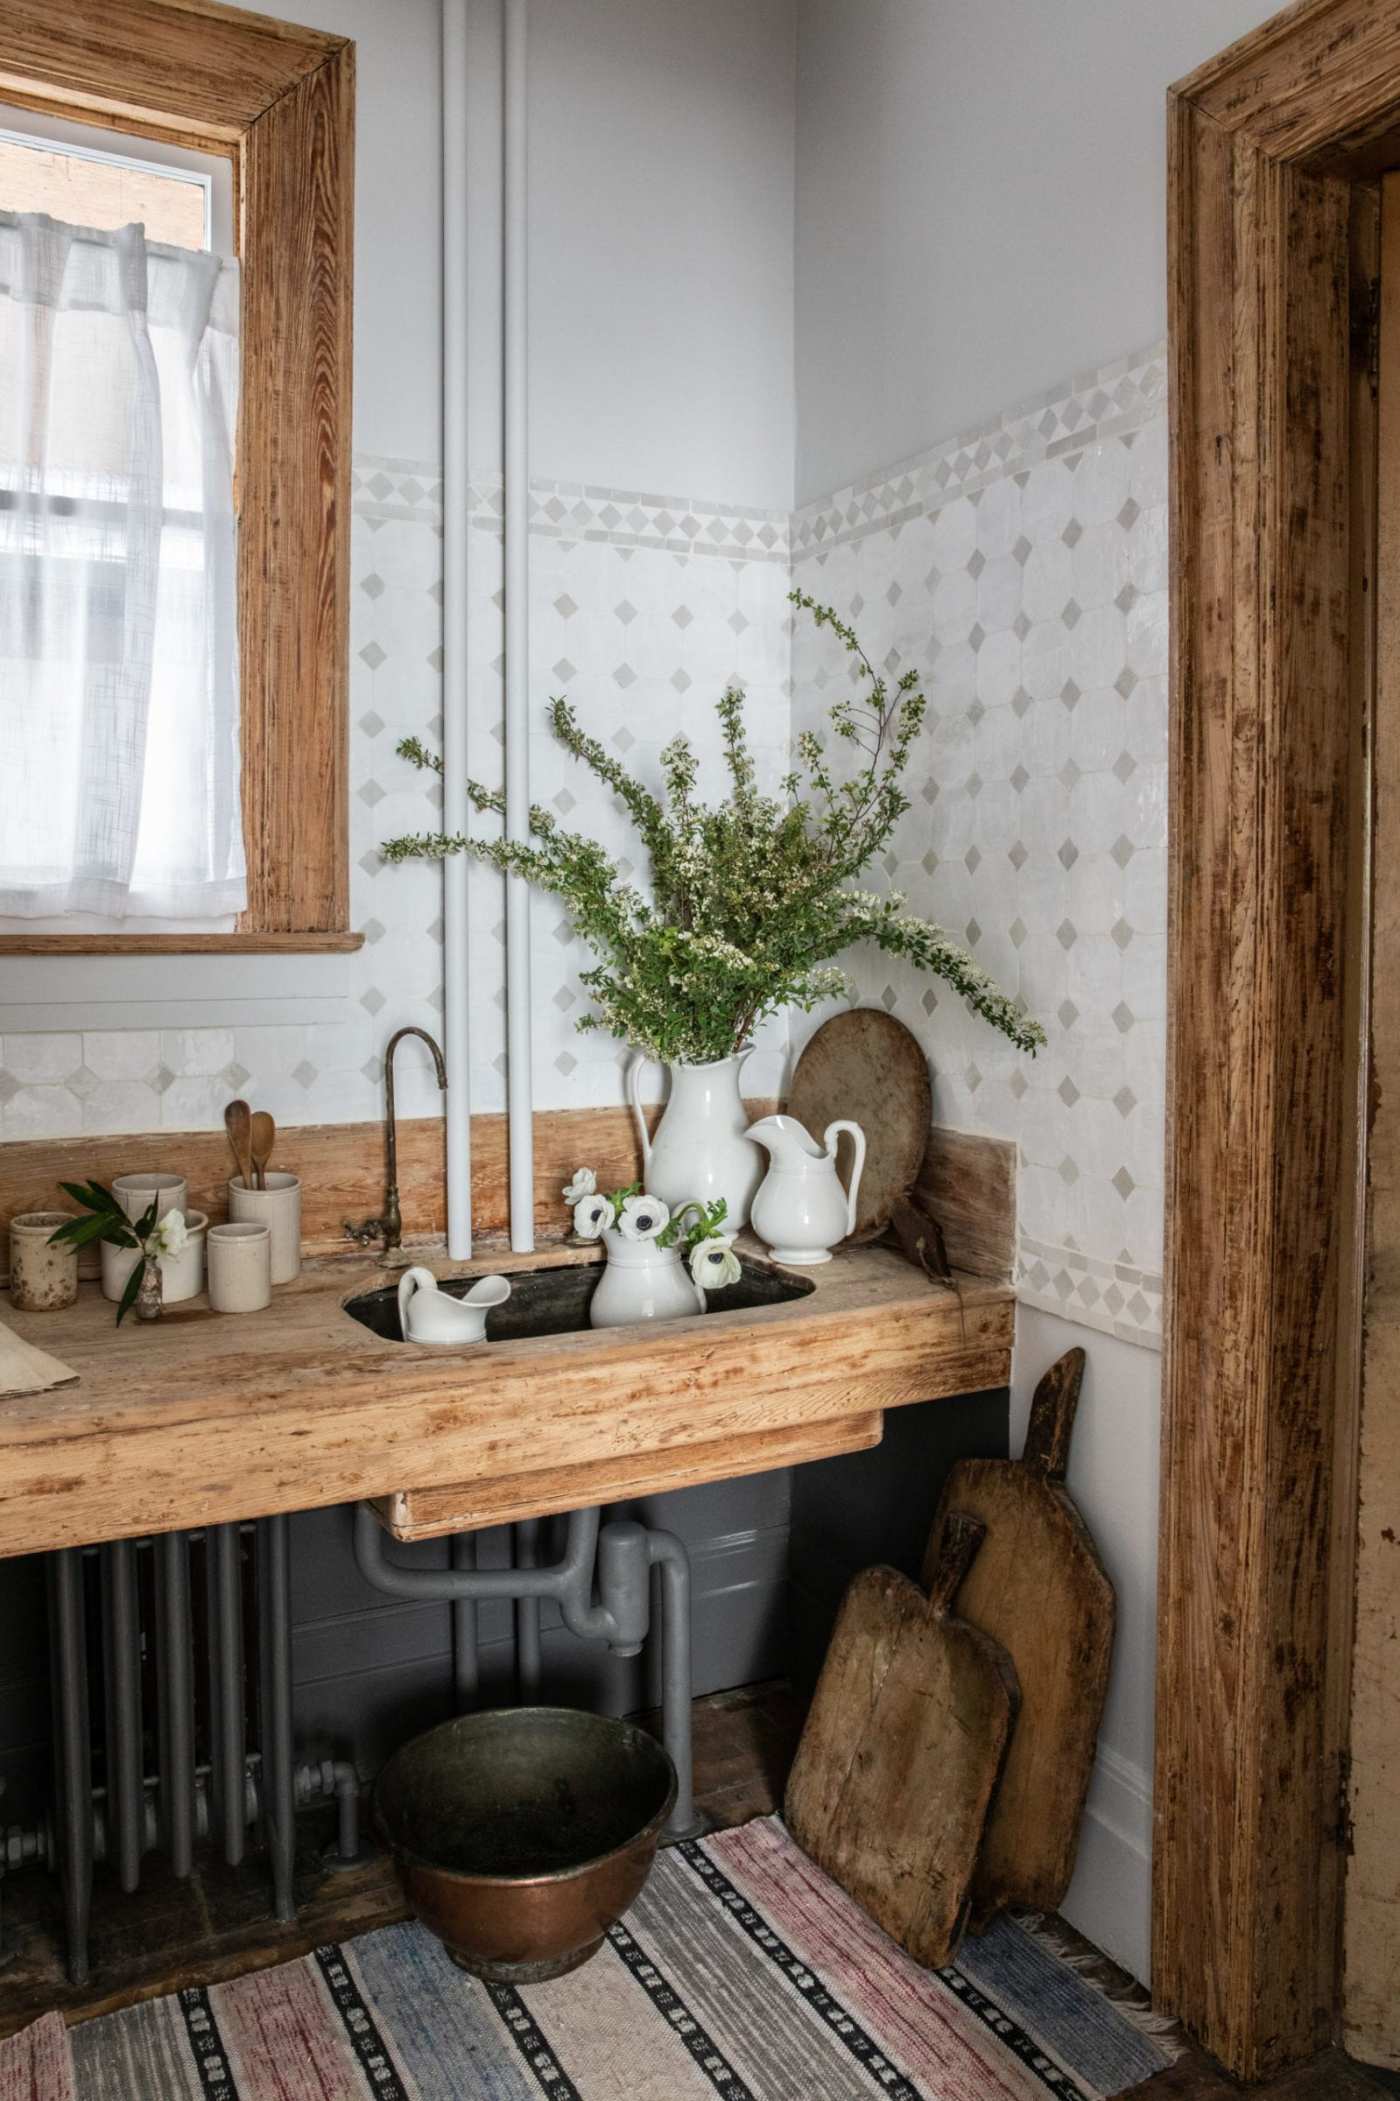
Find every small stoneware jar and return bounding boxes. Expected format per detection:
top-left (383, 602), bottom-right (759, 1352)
top-left (207, 1222), bottom-right (271, 1314)
top-left (9, 1212), bottom-right (79, 1312)
top-left (101, 1212), bottom-right (208, 1306)
top-left (227, 1173), bottom-right (301, 1284)
top-left (113, 1172), bottom-right (188, 1230)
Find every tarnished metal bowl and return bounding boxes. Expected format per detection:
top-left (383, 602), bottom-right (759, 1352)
top-left (374, 1706), bottom-right (677, 1982)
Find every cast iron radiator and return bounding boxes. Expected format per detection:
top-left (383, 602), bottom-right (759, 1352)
top-left (39, 1515), bottom-right (297, 1986)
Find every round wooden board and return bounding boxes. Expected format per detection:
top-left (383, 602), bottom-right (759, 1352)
top-left (787, 1011), bottom-right (932, 1242)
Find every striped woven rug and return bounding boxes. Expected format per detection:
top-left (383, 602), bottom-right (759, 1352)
top-left (6, 1817), bottom-right (1170, 2100)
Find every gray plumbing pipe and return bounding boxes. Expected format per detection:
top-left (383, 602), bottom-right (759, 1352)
top-left (352, 1502), bottom-right (698, 1837)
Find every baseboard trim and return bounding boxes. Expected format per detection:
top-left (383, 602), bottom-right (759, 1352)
top-left (1060, 1743), bottom-right (1153, 1987)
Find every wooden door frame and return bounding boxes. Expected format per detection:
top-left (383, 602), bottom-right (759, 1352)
top-left (1159, 0), bottom-right (1400, 2078)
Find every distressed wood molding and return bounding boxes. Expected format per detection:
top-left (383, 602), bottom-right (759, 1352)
top-left (1159, 0), bottom-right (1400, 2076)
top-left (914, 1127), bottom-right (1017, 1282)
top-left (0, 0), bottom-right (354, 951)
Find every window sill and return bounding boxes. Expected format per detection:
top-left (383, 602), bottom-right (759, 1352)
top-left (0, 932), bottom-right (366, 955)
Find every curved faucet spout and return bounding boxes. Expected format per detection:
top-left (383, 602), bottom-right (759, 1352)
top-left (353, 1026), bottom-right (448, 1258)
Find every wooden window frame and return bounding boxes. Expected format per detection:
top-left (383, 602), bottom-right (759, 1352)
top-left (0, 0), bottom-right (358, 955)
top-left (1161, 0), bottom-right (1400, 2078)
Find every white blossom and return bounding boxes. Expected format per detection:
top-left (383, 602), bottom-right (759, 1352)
top-left (562, 1167), bottom-right (596, 1206)
top-left (690, 1235), bottom-right (741, 1289)
top-left (617, 1194), bottom-right (670, 1242)
top-left (150, 1208), bottom-right (188, 1257)
top-left (572, 1193), bottom-right (612, 1241)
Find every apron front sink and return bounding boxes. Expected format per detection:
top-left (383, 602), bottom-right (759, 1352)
top-left (343, 1253), bottom-right (813, 1343)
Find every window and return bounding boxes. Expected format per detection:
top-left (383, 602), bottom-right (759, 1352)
top-left (0, 0), bottom-right (356, 956)
top-left (0, 111), bottom-right (243, 930)
top-left (0, 111), bottom-right (221, 251)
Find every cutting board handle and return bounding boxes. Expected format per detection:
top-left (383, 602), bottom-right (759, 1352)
top-left (1020, 1347), bottom-right (1086, 1482)
top-left (926, 1510), bottom-right (986, 1615)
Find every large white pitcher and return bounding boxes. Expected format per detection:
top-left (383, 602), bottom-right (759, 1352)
top-left (627, 1050), bottom-right (763, 1230)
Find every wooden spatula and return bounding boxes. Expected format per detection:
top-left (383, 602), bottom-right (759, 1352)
top-left (922, 1346), bottom-right (1114, 1927)
top-left (224, 1098), bottom-right (253, 1189)
top-left (249, 1109), bottom-right (276, 1191)
top-left (785, 1511), bottom-right (1019, 1968)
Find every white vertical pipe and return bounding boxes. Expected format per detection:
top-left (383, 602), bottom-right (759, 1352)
top-left (442, 0), bottom-right (472, 1258)
top-left (503, 0), bottom-right (535, 1252)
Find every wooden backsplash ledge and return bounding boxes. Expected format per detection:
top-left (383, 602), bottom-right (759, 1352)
top-left (0, 1105), bottom-right (1015, 1278)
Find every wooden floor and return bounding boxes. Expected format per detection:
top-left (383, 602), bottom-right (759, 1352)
top-left (0, 1678), bottom-right (1393, 2101)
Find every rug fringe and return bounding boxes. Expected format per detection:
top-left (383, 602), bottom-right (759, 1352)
top-left (1010, 1911), bottom-right (1185, 2062)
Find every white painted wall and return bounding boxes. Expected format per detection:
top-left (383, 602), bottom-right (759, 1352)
top-left (794, 0), bottom-right (1281, 502)
top-left (528, 0), bottom-right (796, 508)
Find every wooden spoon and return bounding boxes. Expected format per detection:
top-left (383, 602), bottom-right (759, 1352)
top-left (224, 1099), bottom-right (254, 1190)
top-left (249, 1110), bottom-right (276, 1193)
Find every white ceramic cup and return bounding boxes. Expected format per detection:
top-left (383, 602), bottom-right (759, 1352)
top-left (206, 1222), bottom-right (271, 1313)
top-left (113, 1173), bottom-right (188, 1230)
top-left (227, 1173), bottom-right (301, 1284)
top-left (101, 1211), bottom-right (208, 1306)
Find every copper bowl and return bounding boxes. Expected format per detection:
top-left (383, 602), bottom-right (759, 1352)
top-left (374, 1705), bottom-right (677, 1982)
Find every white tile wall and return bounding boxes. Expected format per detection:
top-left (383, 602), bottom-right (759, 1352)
top-left (1, 345), bottom-right (1170, 1352)
top-left (790, 343), bottom-right (1168, 1348)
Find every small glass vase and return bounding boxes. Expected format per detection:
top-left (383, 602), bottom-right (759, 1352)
top-left (135, 1259), bottom-right (164, 1322)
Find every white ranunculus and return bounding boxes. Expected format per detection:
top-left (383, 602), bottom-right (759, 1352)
top-left (689, 1235), bottom-right (741, 1289)
top-left (617, 1194), bottom-right (670, 1243)
top-left (562, 1167), bottom-right (596, 1206)
top-left (152, 1208), bottom-right (189, 1256)
top-left (573, 1193), bottom-right (612, 1241)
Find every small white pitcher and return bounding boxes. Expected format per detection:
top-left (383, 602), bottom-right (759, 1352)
top-left (747, 1114), bottom-right (866, 1265)
top-left (397, 1266), bottom-right (511, 1345)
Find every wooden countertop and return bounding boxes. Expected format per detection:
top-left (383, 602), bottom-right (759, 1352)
top-left (0, 1240), bottom-right (1014, 1556)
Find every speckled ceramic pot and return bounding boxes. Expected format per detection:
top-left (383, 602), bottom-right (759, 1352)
top-left (9, 1212), bottom-right (79, 1312)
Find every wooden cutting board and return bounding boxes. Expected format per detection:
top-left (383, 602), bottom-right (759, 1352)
top-left (923, 1346), bottom-right (1114, 1926)
top-left (784, 1512), bottom-right (1019, 1967)
top-left (788, 1010), bottom-right (931, 1241)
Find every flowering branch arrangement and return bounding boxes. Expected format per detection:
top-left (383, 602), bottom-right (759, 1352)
top-left (382, 593), bottom-right (1045, 1066)
top-left (47, 1181), bottom-right (189, 1324)
top-left (562, 1168), bottom-right (741, 1290)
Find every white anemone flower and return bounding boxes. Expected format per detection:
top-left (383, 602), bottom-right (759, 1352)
top-left (151, 1208), bottom-right (189, 1257)
top-left (562, 1167), bottom-right (596, 1206)
top-left (572, 1193), bottom-right (612, 1241)
top-left (616, 1194), bottom-right (670, 1242)
top-left (689, 1235), bottom-right (741, 1289)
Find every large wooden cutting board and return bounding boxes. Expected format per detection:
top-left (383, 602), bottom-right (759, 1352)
top-left (923, 1347), bottom-right (1114, 1926)
top-left (785, 1512), bottom-right (1019, 1967)
top-left (788, 1011), bottom-right (931, 1241)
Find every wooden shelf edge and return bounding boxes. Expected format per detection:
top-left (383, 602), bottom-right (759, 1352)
top-left (0, 932), bottom-right (366, 954)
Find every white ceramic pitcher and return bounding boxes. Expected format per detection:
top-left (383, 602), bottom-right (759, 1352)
top-left (397, 1266), bottom-right (511, 1344)
top-left (627, 1050), bottom-right (763, 1230)
top-left (589, 1229), bottom-right (706, 1330)
top-left (747, 1114), bottom-right (866, 1265)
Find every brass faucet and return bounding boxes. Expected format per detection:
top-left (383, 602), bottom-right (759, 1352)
top-left (344, 1025), bottom-right (447, 1258)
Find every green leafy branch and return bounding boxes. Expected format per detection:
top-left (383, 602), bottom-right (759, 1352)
top-left (379, 596), bottom-right (1045, 1063)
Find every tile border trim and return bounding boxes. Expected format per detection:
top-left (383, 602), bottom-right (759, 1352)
top-left (791, 338), bottom-right (1168, 555)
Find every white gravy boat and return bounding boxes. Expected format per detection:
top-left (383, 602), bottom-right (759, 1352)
top-left (397, 1265), bottom-right (511, 1345)
top-left (747, 1113), bottom-right (866, 1265)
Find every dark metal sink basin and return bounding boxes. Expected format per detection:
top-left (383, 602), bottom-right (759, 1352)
top-left (343, 1252), bottom-right (813, 1343)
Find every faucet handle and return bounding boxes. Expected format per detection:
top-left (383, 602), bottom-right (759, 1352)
top-left (343, 1216), bottom-right (385, 1248)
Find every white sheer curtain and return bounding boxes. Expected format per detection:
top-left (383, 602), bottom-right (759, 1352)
top-left (0, 211), bottom-right (244, 919)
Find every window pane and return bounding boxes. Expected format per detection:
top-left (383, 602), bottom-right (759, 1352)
top-left (0, 136), bottom-right (207, 249)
